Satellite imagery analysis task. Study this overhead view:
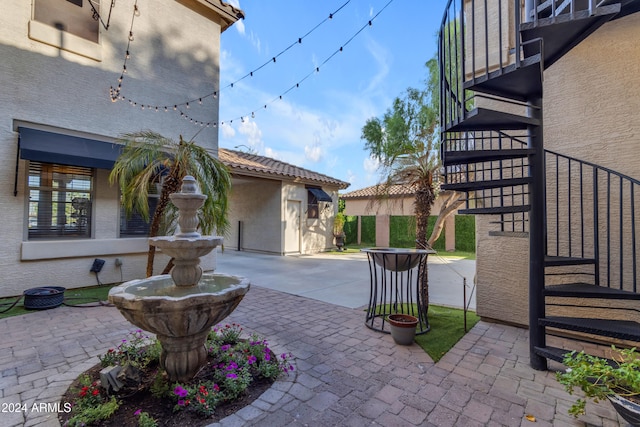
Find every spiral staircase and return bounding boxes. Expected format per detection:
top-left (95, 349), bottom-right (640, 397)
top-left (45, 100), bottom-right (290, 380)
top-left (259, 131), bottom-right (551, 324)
top-left (438, 0), bottom-right (640, 370)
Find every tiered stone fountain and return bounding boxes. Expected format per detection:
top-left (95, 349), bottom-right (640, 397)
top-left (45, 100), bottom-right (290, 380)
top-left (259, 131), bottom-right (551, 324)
top-left (109, 176), bottom-right (250, 382)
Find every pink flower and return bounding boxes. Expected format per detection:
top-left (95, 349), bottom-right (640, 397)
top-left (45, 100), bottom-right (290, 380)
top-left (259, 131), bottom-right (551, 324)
top-left (134, 409), bottom-right (142, 416)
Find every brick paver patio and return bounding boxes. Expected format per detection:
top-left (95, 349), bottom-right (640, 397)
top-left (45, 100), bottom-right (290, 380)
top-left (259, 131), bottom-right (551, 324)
top-left (0, 286), bottom-right (625, 426)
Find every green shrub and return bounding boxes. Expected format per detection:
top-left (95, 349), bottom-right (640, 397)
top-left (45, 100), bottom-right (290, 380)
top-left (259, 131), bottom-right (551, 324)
top-left (389, 216), bottom-right (416, 247)
top-left (344, 216), bottom-right (358, 245)
top-left (360, 216), bottom-right (376, 245)
top-left (455, 215), bottom-right (476, 252)
top-left (388, 216), bottom-right (445, 250)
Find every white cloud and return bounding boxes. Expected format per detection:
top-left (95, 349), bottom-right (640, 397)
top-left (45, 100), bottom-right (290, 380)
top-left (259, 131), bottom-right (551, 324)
top-left (220, 123), bottom-right (236, 138)
top-left (364, 39), bottom-right (391, 93)
top-left (247, 31), bottom-right (261, 54)
top-left (235, 19), bottom-right (245, 35)
top-left (346, 169), bottom-right (357, 184)
top-left (305, 144), bottom-right (323, 162)
top-left (226, 0), bottom-right (245, 34)
top-left (264, 147), bottom-right (282, 160)
top-left (238, 120), bottom-right (264, 152)
top-left (363, 155), bottom-right (380, 174)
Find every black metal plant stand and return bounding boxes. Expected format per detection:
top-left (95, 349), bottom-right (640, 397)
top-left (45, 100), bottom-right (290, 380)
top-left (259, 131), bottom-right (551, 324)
top-left (361, 248), bottom-right (433, 335)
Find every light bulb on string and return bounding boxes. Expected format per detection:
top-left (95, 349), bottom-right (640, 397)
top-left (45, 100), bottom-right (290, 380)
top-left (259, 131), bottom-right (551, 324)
top-left (125, 50), bottom-right (130, 59)
top-left (134, 5), bottom-right (140, 16)
top-left (198, 98), bottom-right (202, 104)
top-left (128, 31), bottom-right (134, 41)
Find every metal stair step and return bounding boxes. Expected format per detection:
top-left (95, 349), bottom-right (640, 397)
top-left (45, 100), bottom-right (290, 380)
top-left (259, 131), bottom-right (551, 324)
top-left (444, 108), bottom-right (540, 133)
top-left (443, 177), bottom-right (531, 192)
top-left (521, 4), bottom-right (622, 68)
top-left (533, 345), bottom-right (572, 363)
top-left (443, 149), bottom-right (536, 167)
top-left (544, 282), bottom-right (640, 299)
top-left (544, 255), bottom-right (596, 267)
top-left (463, 55), bottom-right (543, 102)
top-left (458, 205), bottom-right (530, 215)
top-left (533, 345), bottom-right (620, 367)
top-left (539, 316), bottom-right (640, 341)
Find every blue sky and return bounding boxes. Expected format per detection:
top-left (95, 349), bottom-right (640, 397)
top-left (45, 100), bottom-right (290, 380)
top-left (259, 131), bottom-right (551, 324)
top-left (218, 0), bottom-right (448, 192)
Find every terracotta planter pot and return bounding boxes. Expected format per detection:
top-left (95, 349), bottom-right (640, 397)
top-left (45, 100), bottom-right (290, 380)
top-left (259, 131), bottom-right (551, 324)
top-left (608, 394), bottom-right (640, 426)
top-left (387, 314), bottom-right (418, 345)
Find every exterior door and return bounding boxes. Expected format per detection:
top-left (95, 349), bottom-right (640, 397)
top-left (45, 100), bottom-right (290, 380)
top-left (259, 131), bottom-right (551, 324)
top-left (284, 200), bottom-right (301, 254)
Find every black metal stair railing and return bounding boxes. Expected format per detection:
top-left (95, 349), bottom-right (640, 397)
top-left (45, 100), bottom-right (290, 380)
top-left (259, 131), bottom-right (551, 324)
top-left (544, 150), bottom-right (640, 294)
top-left (442, 129), bottom-right (531, 232)
top-left (439, 0), bottom-right (627, 130)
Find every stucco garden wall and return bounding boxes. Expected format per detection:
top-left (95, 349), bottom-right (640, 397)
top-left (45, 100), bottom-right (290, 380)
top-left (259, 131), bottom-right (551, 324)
top-left (343, 196), bottom-right (457, 250)
top-left (0, 0), bottom-right (224, 296)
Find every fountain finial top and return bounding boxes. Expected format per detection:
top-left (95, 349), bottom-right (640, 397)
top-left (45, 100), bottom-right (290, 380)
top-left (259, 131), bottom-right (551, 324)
top-left (180, 175), bottom-right (199, 194)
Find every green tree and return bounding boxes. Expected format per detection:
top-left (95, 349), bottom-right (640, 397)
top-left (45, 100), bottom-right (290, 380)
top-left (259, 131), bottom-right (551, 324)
top-left (109, 131), bottom-right (231, 277)
top-left (361, 57), bottom-right (463, 309)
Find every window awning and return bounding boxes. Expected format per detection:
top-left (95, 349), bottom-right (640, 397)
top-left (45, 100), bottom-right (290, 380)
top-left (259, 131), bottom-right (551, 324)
top-left (308, 187), bottom-right (332, 202)
top-left (18, 127), bottom-right (122, 169)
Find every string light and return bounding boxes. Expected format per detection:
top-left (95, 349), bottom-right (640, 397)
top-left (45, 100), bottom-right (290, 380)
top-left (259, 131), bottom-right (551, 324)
top-left (111, 0), bottom-right (351, 110)
top-left (213, 0), bottom-right (395, 127)
top-left (111, 0), bottom-right (395, 128)
top-left (110, 0), bottom-right (138, 102)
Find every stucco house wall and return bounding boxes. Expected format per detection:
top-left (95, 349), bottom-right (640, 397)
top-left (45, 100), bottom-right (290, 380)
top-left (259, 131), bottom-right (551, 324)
top-left (475, 13), bottom-right (640, 325)
top-left (225, 178), bottom-right (282, 254)
top-left (218, 149), bottom-right (348, 256)
top-left (0, 0), bottom-right (239, 297)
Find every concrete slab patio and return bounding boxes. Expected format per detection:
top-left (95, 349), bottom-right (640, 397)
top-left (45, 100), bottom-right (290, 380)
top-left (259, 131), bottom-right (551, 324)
top-left (215, 250), bottom-right (477, 311)
top-left (0, 253), bottom-right (625, 426)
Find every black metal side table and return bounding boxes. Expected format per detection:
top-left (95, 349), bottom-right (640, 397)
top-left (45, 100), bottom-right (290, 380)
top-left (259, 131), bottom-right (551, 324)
top-left (361, 248), bottom-right (433, 334)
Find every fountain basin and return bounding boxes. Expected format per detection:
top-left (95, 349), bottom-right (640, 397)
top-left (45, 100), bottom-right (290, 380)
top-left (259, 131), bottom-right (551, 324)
top-left (150, 236), bottom-right (224, 286)
top-left (108, 273), bottom-right (250, 381)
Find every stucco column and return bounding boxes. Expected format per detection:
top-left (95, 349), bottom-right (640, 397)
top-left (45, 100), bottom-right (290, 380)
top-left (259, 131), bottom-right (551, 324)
top-left (445, 215), bottom-right (456, 252)
top-left (376, 214), bottom-right (390, 247)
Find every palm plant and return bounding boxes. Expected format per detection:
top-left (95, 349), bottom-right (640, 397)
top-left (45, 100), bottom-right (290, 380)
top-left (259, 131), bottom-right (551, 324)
top-left (109, 131), bottom-right (231, 277)
top-left (361, 58), bottom-right (442, 307)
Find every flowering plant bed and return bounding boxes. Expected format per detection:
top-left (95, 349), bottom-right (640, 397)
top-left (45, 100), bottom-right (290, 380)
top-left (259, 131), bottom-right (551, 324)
top-left (59, 324), bottom-right (293, 427)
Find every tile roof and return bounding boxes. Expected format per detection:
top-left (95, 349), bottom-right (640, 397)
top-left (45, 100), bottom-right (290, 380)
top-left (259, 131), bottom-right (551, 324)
top-left (341, 184), bottom-right (416, 199)
top-left (219, 148), bottom-right (350, 189)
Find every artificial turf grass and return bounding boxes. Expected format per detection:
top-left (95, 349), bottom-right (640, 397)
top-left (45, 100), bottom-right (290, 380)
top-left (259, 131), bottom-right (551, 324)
top-left (416, 305), bottom-right (480, 362)
top-left (0, 283), bottom-right (117, 320)
top-left (375, 303), bottom-right (480, 362)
